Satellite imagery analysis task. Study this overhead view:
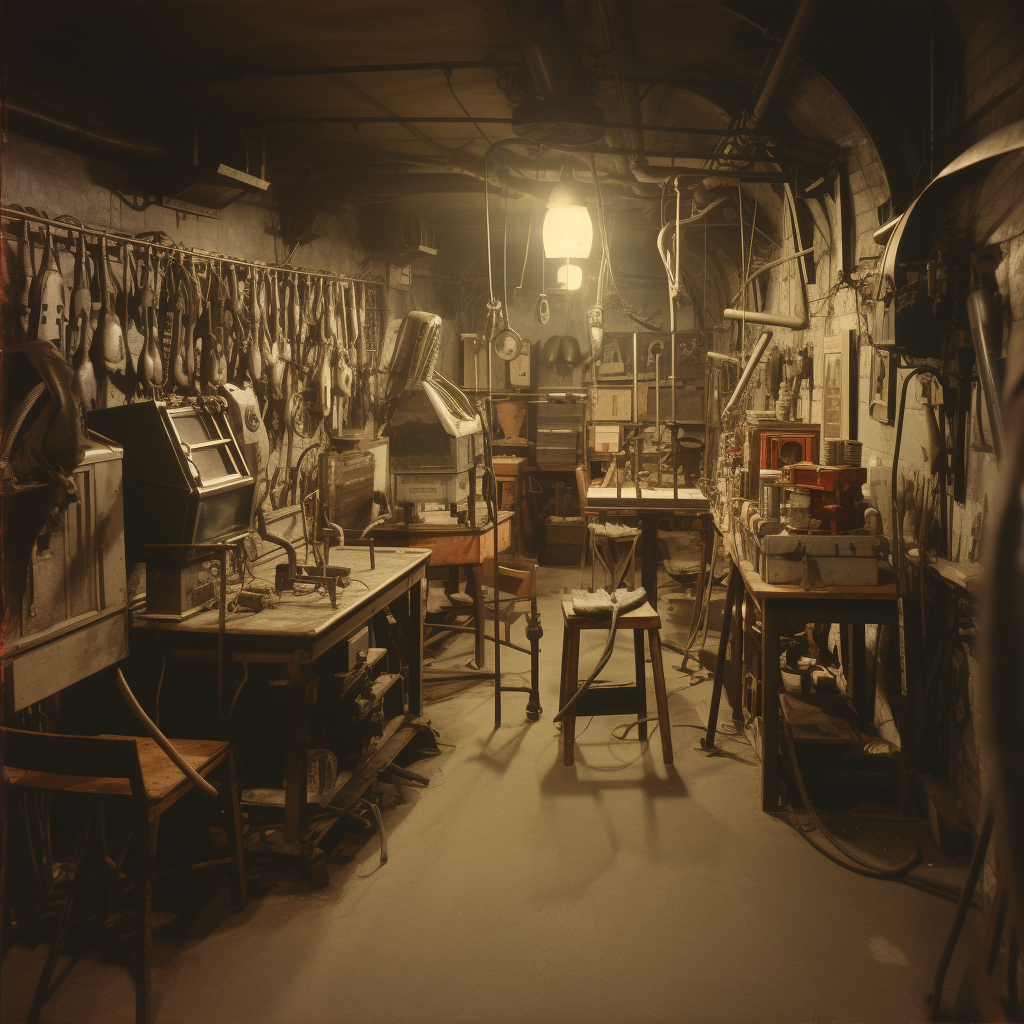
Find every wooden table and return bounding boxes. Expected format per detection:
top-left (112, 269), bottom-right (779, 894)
top-left (710, 529), bottom-right (898, 813)
top-left (369, 510), bottom-right (513, 667)
top-left (585, 485), bottom-right (711, 610)
top-left (133, 545), bottom-right (431, 869)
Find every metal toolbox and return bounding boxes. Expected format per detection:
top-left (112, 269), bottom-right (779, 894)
top-left (759, 533), bottom-right (890, 586)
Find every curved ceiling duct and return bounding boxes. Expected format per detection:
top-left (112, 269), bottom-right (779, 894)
top-left (504, 0), bottom-right (605, 147)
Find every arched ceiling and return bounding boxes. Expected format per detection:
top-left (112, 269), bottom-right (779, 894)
top-left (4, 0), bottom-right (960, 311)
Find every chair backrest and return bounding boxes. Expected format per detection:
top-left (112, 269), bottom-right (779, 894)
top-left (2, 727), bottom-right (147, 802)
top-left (575, 465), bottom-right (590, 516)
top-left (478, 556), bottom-right (537, 598)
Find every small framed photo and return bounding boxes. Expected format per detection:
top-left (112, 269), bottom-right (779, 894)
top-left (869, 346), bottom-right (896, 424)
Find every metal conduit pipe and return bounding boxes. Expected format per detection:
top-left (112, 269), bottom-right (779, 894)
top-left (747, 0), bottom-right (820, 129)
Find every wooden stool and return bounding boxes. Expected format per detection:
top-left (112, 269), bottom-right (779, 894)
top-left (558, 596), bottom-right (673, 766)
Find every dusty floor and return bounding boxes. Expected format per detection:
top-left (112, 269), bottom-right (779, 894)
top-left (2, 565), bottom-right (978, 1024)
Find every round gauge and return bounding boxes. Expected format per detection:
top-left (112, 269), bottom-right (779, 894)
top-left (492, 328), bottom-right (522, 361)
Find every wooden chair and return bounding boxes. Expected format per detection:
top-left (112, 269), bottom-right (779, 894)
top-left (2, 728), bottom-right (246, 1024)
top-left (575, 465), bottom-right (639, 591)
top-left (478, 554), bottom-right (544, 722)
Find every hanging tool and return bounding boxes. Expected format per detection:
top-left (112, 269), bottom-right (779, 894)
top-left (26, 227), bottom-right (67, 353)
top-left (93, 236), bottom-right (125, 373)
top-left (67, 233), bottom-right (97, 410)
top-left (136, 247), bottom-right (163, 393)
top-left (18, 221), bottom-right (36, 333)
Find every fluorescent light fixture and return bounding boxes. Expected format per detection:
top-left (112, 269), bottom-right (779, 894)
top-left (543, 179), bottom-right (593, 259)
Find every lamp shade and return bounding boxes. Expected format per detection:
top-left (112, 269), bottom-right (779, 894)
top-left (556, 263), bottom-right (583, 291)
top-left (543, 180), bottom-right (593, 259)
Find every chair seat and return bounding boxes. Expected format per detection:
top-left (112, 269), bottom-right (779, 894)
top-left (4, 736), bottom-right (228, 813)
top-left (561, 595), bottom-right (661, 630)
top-left (590, 521), bottom-right (639, 539)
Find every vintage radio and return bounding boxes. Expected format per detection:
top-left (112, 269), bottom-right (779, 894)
top-left (781, 463), bottom-right (868, 534)
top-left (2, 433), bottom-right (128, 713)
top-left (746, 421), bottom-right (820, 499)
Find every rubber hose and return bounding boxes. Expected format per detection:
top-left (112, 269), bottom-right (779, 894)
top-left (554, 604), bottom-right (621, 724)
top-left (0, 382), bottom-right (47, 461)
top-left (115, 669), bottom-right (218, 798)
top-left (783, 712), bottom-right (921, 876)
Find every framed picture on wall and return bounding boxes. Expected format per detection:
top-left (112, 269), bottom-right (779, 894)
top-left (869, 345), bottom-right (896, 424)
top-left (821, 333), bottom-right (853, 439)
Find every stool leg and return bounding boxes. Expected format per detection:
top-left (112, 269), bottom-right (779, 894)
top-left (633, 629), bottom-right (648, 742)
top-left (563, 631), bottom-right (580, 766)
top-left (649, 629), bottom-right (674, 764)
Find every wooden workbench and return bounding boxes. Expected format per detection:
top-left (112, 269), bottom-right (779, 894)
top-left (585, 484), bottom-right (711, 610)
top-left (368, 510), bottom-right (513, 667)
top-left (133, 545), bottom-right (431, 869)
top-left (716, 528), bottom-right (898, 812)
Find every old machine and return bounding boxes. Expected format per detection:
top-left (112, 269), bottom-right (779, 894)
top-left (90, 394), bottom-right (256, 618)
top-left (381, 310), bottom-right (483, 516)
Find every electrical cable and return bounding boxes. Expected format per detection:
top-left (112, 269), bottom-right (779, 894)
top-left (114, 669), bottom-right (218, 798)
top-left (444, 71), bottom-right (491, 144)
top-left (930, 804), bottom-right (995, 1021)
top-left (782, 709), bottom-right (921, 877)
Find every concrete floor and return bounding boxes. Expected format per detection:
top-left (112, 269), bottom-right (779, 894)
top-left (2, 566), bottom-right (975, 1024)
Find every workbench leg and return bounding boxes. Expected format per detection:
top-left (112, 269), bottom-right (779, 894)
top-left (701, 565), bottom-right (740, 753)
top-left (761, 603), bottom-right (782, 812)
top-left (563, 632), bottom-right (580, 766)
top-left (729, 575), bottom-right (744, 718)
top-left (649, 629), bottom-right (673, 765)
top-left (640, 514), bottom-right (659, 609)
top-left (408, 578), bottom-right (423, 717)
top-left (221, 755), bottom-right (247, 909)
top-left (466, 566), bottom-right (485, 670)
top-left (285, 682), bottom-right (311, 843)
top-left (634, 629), bottom-right (649, 742)
top-left (685, 518), bottom-right (711, 644)
top-left (558, 624), bottom-right (570, 711)
top-left (851, 622), bottom-right (869, 731)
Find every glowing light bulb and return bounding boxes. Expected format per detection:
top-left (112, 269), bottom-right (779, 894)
top-left (542, 180), bottom-right (593, 260)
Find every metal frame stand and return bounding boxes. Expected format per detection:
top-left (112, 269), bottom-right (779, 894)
top-left (700, 563), bottom-right (743, 755)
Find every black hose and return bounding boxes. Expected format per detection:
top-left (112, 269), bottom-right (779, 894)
top-left (782, 712), bottom-right (921, 877)
top-left (930, 804), bottom-right (995, 1022)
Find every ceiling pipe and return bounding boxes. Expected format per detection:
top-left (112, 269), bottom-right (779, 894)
top-left (747, 0), bottom-right (820, 129)
top-left (7, 95), bottom-right (166, 160)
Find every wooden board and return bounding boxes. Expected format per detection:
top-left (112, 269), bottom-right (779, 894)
top-left (134, 546), bottom-right (428, 643)
top-left (779, 693), bottom-right (859, 745)
top-left (586, 485), bottom-right (710, 514)
top-left (5, 736), bottom-right (226, 805)
top-left (561, 595), bottom-right (661, 631)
